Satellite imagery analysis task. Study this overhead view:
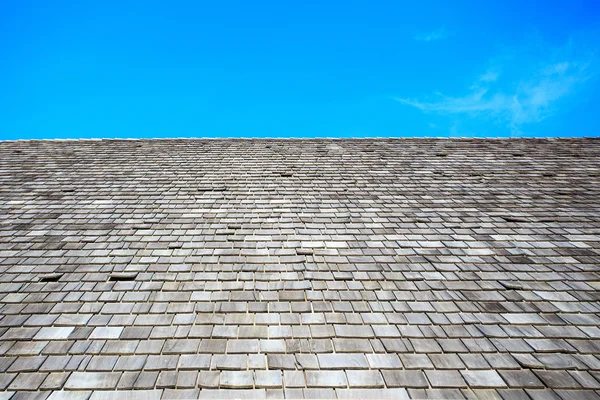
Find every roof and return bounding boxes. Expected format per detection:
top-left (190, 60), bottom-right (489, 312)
top-left (1, 138), bottom-right (600, 399)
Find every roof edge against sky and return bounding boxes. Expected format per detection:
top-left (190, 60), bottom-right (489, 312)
top-left (2, 136), bottom-right (600, 143)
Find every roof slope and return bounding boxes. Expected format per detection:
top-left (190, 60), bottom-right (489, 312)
top-left (1, 138), bottom-right (600, 399)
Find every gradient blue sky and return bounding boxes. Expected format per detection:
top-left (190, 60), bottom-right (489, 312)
top-left (1, 0), bottom-right (599, 140)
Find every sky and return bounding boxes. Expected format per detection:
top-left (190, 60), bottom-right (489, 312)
top-left (1, 0), bottom-right (599, 140)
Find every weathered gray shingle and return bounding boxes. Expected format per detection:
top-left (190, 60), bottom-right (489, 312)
top-left (1, 138), bottom-right (600, 398)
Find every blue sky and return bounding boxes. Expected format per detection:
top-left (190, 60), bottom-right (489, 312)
top-left (1, 0), bottom-right (599, 140)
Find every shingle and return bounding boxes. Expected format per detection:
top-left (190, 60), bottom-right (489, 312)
top-left (157, 370), bottom-right (177, 388)
top-left (8, 356), bottom-right (47, 372)
top-left (226, 339), bottom-right (259, 354)
top-left (0, 373), bottom-right (16, 390)
top-left (178, 354), bottom-right (211, 370)
top-left (135, 340), bottom-right (165, 355)
top-left (89, 327), bottom-right (124, 340)
top-left (199, 389), bottom-right (266, 399)
top-left (47, 391), bottom-right (93, 400)
top-left (1, 328), bottom-right (40, 340)
top-left (267, 354), bottom-right (296, 370)
top-left (333, 338), bottom-right (373, 353)
top-left (400, 354), bottom-right (434, 369)
top-left (90, 390), bottom-right (162, 400)
top-left (382, 370), bottom-right (428, 388)
top-left (198, 339), bottom-right (227, 354)
top-left (366, 354), bottom-right (402, 369)
top-left (248, 354), bottom-right (267, 370)
top-left (499, 370), bottom-right (545, 389)
top-left (145, 355), bottom-right (179, 370)
top-left (283, 371), bottom-right (305, 388)
top-left (213, 355), bottom-right (247, 370)
top-left (305, 371), bottom-right (347, 388)
top-left (8, 372), bottom-right (48, 390)
top-left (336, 388), bottom-right (410, 399)
top-left (296, 354), bottom-right (319, 370)
top-left (569, 371), bottom-right (600, 390)
top-left (163, 389), bottom-right (200, 400)
top-left (114, 355), bottom-right (147, 371)
top-left (254, 370), bottom-right (283, 388)
top-left (86, 355), bottom-right (118, 371)
top-left (496, 389), bottom-right (531, 400)
top-left (425, 370), bottom-right (468, 388)
top-left (134, 371), bottom-right (159, 389)
top-left (317, 353), bottom-right (369, 369)
top-left (259, 339), bottom-right (286, 353)
top-left (162, 339), bottom-right (200, 354)
top-left (346, 370), bottom-right (385, 388)
top-left (220, 371), bottom-right (254, 388)
top-left (461, 370), bottom-right (507, 388)
top-left (429, 354), bottom-right (466, 370)
top-left (334, 325), bottom-right (374, 338)
top-left (34, 327), bottom-right (75, 340)
top-left (534, 370), bottom-right (582, 389)
top-left (40, 372), bottom-right (70, 390)
top-left (39, 356), bottom-right (71, 372)
top-left (64, 372), bottom-right (121, 390)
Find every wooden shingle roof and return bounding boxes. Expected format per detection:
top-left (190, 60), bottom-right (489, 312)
top-left (1, 138), bottom-right (600, 399)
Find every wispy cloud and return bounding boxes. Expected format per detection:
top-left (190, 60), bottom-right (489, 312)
top-left (396, 51), bottom-right (594, 134)
top-left (415, 26), bottom-right (447, 42)
top-left (477, 69), bottom-right (500, 83)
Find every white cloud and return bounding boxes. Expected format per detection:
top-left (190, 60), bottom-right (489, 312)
top-left (395, 56), bottom-right (593, 134)
top-left (415, 26), bottom-right (447, 42)
top-left (478, 70), bottom-right (500, 83)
